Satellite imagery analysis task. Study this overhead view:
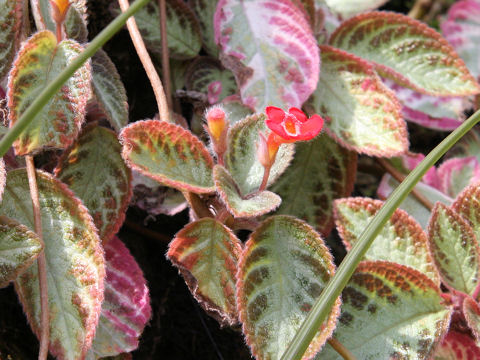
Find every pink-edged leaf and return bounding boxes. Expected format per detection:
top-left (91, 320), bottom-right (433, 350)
top-left (334, 197), bottom-right (440, 283)
top-left (330, 12), bottom-right (480, 96)
top-left (214, 0), bottom-right (320, 110)
top-left (452, 182), bottom-right (480, 242)
top-left (464, 296), bottom-right (480, 344)
top-left (120, 120), bottom-right (215, 194)
top-left (55, 123), bottom-right (132, 243)
top-left (0, 0), bottom-right (24, 82)
top-left (167, 218), bottom-right (242, 326)
top-left (441, 0), bottom-right (480, 80)
top-left (308, 45), bottom-right (407, 157)
top-left (437, 156), bottom-right (480, 198)
top-left (214, 165), bottom-right (281, 218)
top-left (89, 237), bottom-right (151, 358)
top-left (0, 216), bottom-right (43, 288)
top-left (272, 133), bottom-right (357, 237)
top-left (237, 215), bottom-right (340, 360)
top-left (0, 169), bottom-right (105, 360)
top-left (320, 261), bottom-right (451, 359)
top-left (7, 30), bottom-right (91, 156)
top-left (324, 0), bottom-right (389, 18)
top-left (433, 330), bottom-right (480, 360)
top-left (0, 158), bottom-right (5, 202)
top-left (428, 203), bottom-right (480, 295)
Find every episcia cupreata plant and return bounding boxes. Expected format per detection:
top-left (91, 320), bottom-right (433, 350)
top-left (1, 0), bottom-right (480, 359)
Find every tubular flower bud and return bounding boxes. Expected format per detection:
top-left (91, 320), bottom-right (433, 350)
top-left (50, 0), bottom-right (71, 25)
top-left (206, 106), bottom-right (227, 144)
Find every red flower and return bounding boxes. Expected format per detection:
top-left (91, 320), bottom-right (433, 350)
top-left (265, 106), bottom-right (324, 143)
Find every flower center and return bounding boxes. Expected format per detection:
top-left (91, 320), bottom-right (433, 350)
top-left (283, 115), bottom-right (299, 136)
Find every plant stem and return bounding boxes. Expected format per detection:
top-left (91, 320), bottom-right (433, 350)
top-left (259, 166), bottom-right (271, 192)
top-left (118, 0), bottom-right (170, 122)
top-left (280, 108), bottom-right (480, 360)
top-left (377, 158), bottom-right (433, 211)
top-left (0, 0), bottom-right (152, 159)
top-left (158, 0), bottom-right (172, 108)
top-left (327, 337), bottom-right (357, 360)
top-left (408, 0), bottom-right (433, 19)
top-left (124, 219), bottom-right (171, 243)
top-left (26, 156), bottom-right (49, 360)
top-left (183, 191), bottom-right (214, 219)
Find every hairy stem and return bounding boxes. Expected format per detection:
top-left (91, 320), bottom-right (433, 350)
top-left (327, 338), bottom-right (357, 360)
top-left (158, 0), bottom-right (172, 108)
top-left (259, 166), bottom-right (271, 192)
top-left (183, 192), bottom-right (214, 219)
top-left (26, 156), bottom-right (49, 360)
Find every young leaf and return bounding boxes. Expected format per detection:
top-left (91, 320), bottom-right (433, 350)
top-left (225, 113), bottom-right (294, 195)
top-left (167, 218), bottom-right (242, 326)
top-left (237, 215), bottom-right (341, 360)
top-left (0, 169), bottom-right (105, 360)
top-left (324, 0), bottom-right (388, 18)
top-left (133, 0), bottom-right (202, 59)
top-left (432, 330), bottom-right (480, 360)
top-left (7, 30), bottom-right (91, 156)
top-left (55, 123), bottom-right (132, 243)
top-left (0, 0), bottom-right (23, 82)
top-left (89, 237), bottom-right (151, 358)
top-left (308, 45), bottom-right (407, 157)
top-left (0, 216), bottom-right (43, 288)
top-left (91, 49), bottom-right (129, 132)
top-left (272, 133), bottom-right (356, 237)
top-left (437, 157), bottom-right (480, 198)
top-left (428, 203), bottom-right (480, 295)
top-left (120, 120), bottom-right (215, 194)
top-left (330, 12), bottom-right (480, 96)
top-left (191, 0), bottom-right (219, 57)
top-left (463, 296), bottom-right (480, 344)
top-left (214, 165), bottom-right (281, 218)
top-left (319, 261), bottom-right (451, 359)
top-left (335, 197), bottom-right (440, 283)
top-left (214, 0), bottom-right (320, 110)
top-left (452, 183), bottom-right (480, 242)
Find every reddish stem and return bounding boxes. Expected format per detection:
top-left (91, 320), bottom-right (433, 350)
top-left (55, 22), bottom-right (63, 42)
top-left (327, 337), bottom-right (357, 360)
top-left (259, 165), bottom-right (271, 192)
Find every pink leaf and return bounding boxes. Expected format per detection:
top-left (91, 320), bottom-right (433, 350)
top-left (437, 156), bottom-right (480, 198)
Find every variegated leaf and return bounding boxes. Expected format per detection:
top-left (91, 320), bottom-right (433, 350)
top-left (213, 165), bottom-right (281, 218)
top-left (89, 237), bottom-right (151, 358)
top-left (319, 261), bottom-right (451, 360)
top-left (0, 216), bottom-right (43, 288)
top-left (432, 330), bottom-right (480, 360)
top-left (272, 133), bottom-right (356, 237)
top-left (0, 158), bottom-right (5, 202)
top-left (214, 0), bottom-right (320, 110)
top-left (437, 157), bottom-right (480, 198)
top-left (324, 0), bottom-right (388, 18)
top-left (452, 183), bottom-right (480, 242)
top-left (428, 203), bottom-right (480, 295)
top-left (55, 123), bottom-right (132, 243)
top-left (7, 30), bottom-right (91, 156)
top-left (0, 0), bottom-right (23, 82)
top-left (168, 218), bottom-right (242, 326)
top-left (330, 12), bottom-right (480, 96)
top-left (237, 216), bottom-right (340, 360)
top-left (464, 296), bottom-right (480, 344)
top-left (308, 45), bottom-right (407, 157)
top-left (0, 169), bottom-right (104, 360)
top-left (225, 113), bottom-right (294, 195)
top-left (91, 49), bottom-right (129, 132)
top-left (134, 0), bottom-right (202, 60)
top-left (335, 197), bottom-right (439, 283)
top-left (120, 120), bottom-right (215, 194)
top-left (191, 0), bottom-right (219, 57)
top-left (441, 1), bottom-right (480, 80)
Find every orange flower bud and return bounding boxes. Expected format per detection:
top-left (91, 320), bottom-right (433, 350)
top-left (206, 106), bottom-right (227, 144)
top-left (50, 0), bottom-right (71, 25)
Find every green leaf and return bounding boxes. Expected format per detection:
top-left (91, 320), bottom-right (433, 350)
top-left (191, 0), bottom-right (219, 57)
top-left (463, 296), bottom-right (480, 344)
top-left (0, 169), bottom-right (105, 360)
top-left (319, 261), bottom-right (451, 360)
top-left (7, 30), bottom-right (91, 156)
top-left (0, 216), bottom-right (43, 288)
top-left (55, 123), bottom-right (132, 243)
top-left (221, 96), bottom-right (253, 124)
top-left (453, 183), bottom-right (480, 243)
top-left (225, 113), bottom-right (294, 195)
top-left (335, 197), bottom-right (440, 284)
top-left (237, 215), bottom-right (340, 360)
top-left (91, 49), bottom-right (129, 132)
top-left (428, 203), bottom-right (480, 295)
top-left (120, 120), bottom-right (215, 194)
top-left (272, 133), bottom-right (356, 237)
top-left (330, 12), bottom-right (480, 96)
top-left (213, 165), bottom-right (281, 218)
top-left (0, 0), bottom-right (23, 81)
top-left (134, 0), bottom-right (202, 60)
top-left (167, 218), bottom-right (242, 326)
top-left (307, 45), bottom-right (407, 157)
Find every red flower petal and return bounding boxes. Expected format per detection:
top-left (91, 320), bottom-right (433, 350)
top-left (298, 115), bottom-right (324, 139)
top-left (288, 107), bottom-right (308, 123)
top-left (265, 106), bottom-right (286, 124)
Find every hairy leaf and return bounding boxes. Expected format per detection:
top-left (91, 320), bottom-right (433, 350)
top-left (55, 124), bottom-right (132, 243)
top-left (432, 330), bottom-right (480, 360)
top-left (7, 30), bottom-right (91, 156)
top-left (221, 95), bottom-right (253, 124)
top-left (452, 183), bottom-right (480, 243)
top-left (120, 120), bottom-right (215, 194)
top-left (214, 0), bottom-right (320, 110)
top-left (464, 296), bottom-right (480, 344)
top-left (191, 0), bottom-right (219, 57)
top-left (0, 216), bottom-right (43, 288)
top-left (308, 45), bottom-right (407, 157)
top-left (319, 261), bottom-right (450, 360)
top-left (225, 113), bottom-right (294, 195)
top-left (214, 165), bottom-right (281, 218)
top-left (89, 237), bottom-right (151, 358)
top-left (0, 169), bottom-right (104, 360)
top-left (330, 12), bottom-right (480, 96)
top-left (237, 216), bottom-right (340, 360)
top-left (428, 203), bottom-right (480, 295)
top-left (0, 0), bottom-right (23, 81)
top-left (91, 49), bottom-right (129, 132)
top-left (272, 133), bottom-right (356, 237)
top-left (168, 218), bottom-right (242, 326)
top-left (437, 157), bottom-right (480, 198)
top-left (324, 0), bottom-right (388, 18)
